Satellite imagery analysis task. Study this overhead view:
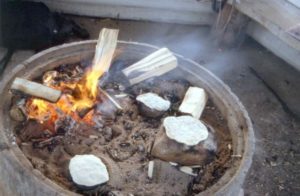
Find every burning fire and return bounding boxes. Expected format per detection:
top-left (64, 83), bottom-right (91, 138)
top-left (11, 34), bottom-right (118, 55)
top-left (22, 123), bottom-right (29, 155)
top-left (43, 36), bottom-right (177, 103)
top-left (25, 28), bottom-right (119, 130)
top-left (26, 64), bottom-right (106, 128)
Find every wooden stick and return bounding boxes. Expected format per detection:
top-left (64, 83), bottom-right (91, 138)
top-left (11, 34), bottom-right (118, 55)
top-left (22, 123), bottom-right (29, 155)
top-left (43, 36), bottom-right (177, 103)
top-left (99, 88), bottom-right (122, 110)
top-left (122, 48), bottom-right (177, 85)
top-left (92, 28), bottom-right (119, 73)
top-left (11, 77), bottom-right (62, 103)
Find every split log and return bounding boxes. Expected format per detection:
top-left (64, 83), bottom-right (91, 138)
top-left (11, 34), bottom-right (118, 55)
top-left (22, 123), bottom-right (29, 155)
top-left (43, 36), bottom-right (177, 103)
top-left (77, 88), bottom-right (122, 118)
top-left (77, 28), bottom-right (121, 117)
top-left (179, 87), bottom-right (207, 119)
top-left (92, 28), bottom-right (121, 110)
top-left (11, 77), bottom-right (62, 103)
top-left (122, 48), bottom-right (177, 85)
top-left (92, 28), bottom-right (119, 73)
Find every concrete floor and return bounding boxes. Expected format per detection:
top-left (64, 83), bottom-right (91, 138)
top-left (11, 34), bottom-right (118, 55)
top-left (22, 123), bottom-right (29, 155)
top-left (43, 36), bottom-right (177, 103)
top-left (1, 17), bottom-right (300, 195)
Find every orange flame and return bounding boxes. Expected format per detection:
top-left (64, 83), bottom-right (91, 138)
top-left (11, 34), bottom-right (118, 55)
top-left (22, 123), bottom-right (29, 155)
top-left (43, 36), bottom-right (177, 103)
top-left (26, 64), bottom-right (107, 129)
top-left (85, 69), bottom-right (103, 99)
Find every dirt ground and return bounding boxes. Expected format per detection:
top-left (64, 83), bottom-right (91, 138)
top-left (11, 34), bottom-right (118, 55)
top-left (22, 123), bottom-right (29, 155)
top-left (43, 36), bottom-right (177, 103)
top-left (1, 16), bottom-right (300, 195)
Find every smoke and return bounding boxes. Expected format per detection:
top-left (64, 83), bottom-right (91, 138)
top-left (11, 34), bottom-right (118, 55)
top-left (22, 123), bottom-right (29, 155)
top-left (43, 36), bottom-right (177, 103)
top-left (111, 21), bottom-right (246, 80)
top-left (80, 17), bottom-right (251, 83)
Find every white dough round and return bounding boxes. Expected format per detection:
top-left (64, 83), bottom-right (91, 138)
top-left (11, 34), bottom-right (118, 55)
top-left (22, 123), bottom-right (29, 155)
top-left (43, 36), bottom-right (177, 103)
top-left (164, 116), bottom-right (208, 146)
top-left (69, 154), bottom-right (109, 187)
top-left (136, 92), bottom-right (170, 111)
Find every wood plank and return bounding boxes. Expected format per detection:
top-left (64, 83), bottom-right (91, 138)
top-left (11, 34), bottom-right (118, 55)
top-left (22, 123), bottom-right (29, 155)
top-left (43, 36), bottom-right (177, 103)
top-left (247, 21), bottom-right (300, 71)
top-left (29, 0), bottom-right (215, 25)
top-left (230, 0), bottom-right (300, 51)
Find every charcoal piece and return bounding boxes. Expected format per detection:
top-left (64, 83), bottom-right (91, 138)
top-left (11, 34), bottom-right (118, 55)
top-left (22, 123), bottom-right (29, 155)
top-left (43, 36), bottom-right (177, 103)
top-left (19, 120), bottom-right (52, 141)
top-left (32, 136), bottom-right (63, 152)
top-left (157, 80), bottom-right (188, 103)
top-left (77, 105), bottom-right (95, 118)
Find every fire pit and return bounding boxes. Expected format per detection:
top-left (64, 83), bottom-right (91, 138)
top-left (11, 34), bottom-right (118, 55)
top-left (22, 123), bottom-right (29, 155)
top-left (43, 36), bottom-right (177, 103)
top-left (0, 36), bottom-right (254, 195)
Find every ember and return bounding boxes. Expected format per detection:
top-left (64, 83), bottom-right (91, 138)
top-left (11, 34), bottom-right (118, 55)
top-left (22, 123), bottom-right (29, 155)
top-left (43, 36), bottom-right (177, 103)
top-left (26, 95), bottom-right (95, 127)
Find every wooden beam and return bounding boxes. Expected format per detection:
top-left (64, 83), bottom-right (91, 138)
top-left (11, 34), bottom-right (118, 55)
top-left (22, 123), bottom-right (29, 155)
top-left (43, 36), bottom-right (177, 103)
top-left (230, 0), bottom-right (300, 51)
top-left (247, 21), bottom-right (300, 71)
top-left (29, 0), bottom-right (215, 25)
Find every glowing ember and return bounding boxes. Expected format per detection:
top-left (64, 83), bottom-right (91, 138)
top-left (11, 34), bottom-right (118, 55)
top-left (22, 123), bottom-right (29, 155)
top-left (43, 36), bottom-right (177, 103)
top-left (25, 28), bottom-right (119, 130)
top-left (26, 67), bottom-right (103, 127)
